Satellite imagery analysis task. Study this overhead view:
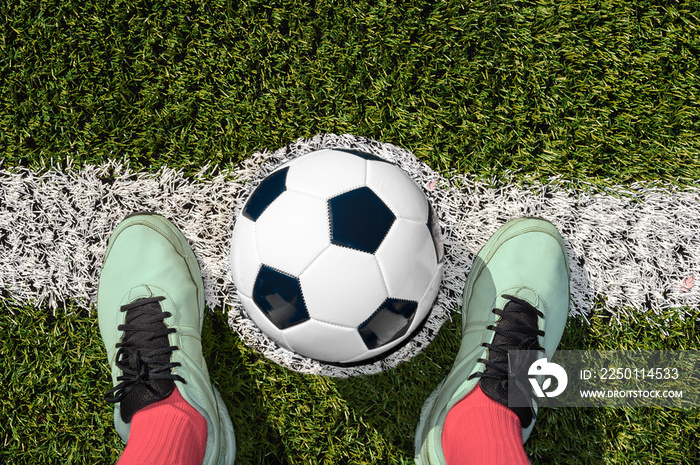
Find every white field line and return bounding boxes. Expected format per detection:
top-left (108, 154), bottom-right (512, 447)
top-left (1, 134), bottom-right (698, 376)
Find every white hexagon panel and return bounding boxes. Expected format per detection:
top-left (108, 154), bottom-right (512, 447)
top-left (256, 190), bottom-right (330, 277)
top-left (300, 245), bottom-right (387, 327)
top-left (366, 159), bottom-right (429, 223)
top-left (285, 148), bottom-right (367, 199)
top-left (375, 218), bottom-right (439, 302)
top-left (229, 215), bottom-right (261, 298)
top-left (283, 319), bottom-right (369, 363)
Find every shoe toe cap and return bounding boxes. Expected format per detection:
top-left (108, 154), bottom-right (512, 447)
top-left (98, 217), bottom-right (204, 354)
top-left (472, 222), bottom-right (570, 355)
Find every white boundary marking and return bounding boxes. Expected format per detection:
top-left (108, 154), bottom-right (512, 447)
top-left (1, 134), bottom-right (698, 376)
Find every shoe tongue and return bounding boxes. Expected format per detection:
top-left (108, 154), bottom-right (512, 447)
top-left (479, 299), bottom-right (540, 428)
top-left (119, 298), bottom-right (176, 423)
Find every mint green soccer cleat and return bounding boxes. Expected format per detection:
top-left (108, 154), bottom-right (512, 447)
top-left (415, 217), bottom-right (570, 464)
top-left (98, 213), bottom-right (236, 465)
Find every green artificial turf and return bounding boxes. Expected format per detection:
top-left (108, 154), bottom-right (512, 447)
top-left (2, 0), bottom-right (700, 463)
top-left (2, 300), bottom-right (699, 464)
top-left (2, 0), bottom-right (700, 182)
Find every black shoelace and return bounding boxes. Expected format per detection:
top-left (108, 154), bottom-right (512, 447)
top-left (468, 294), bottom-right (545, 425)
top-left (104, 296), bottom-right (185, 405)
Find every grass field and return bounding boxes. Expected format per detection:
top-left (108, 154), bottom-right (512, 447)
top-left (1, 0), bottom-right (700, 464)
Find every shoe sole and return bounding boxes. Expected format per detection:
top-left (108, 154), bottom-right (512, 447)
top-left (213, 386), bottom-right (237, 464)
top-left (462, 217), bottom-right (570, 311)
top-left (110, 212), bottom-right (206, 326)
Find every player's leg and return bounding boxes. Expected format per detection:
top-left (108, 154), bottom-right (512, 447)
top-left (415, 217), bottom-right (570, 464)
top-left (98, 213), bottom-right (236, 464)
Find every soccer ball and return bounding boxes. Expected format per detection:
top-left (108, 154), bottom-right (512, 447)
top-left (230, 148), bottom-right (444, 365)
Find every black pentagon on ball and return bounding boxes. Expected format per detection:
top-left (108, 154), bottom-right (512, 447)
top-left (334, 148), bottom-right (391, 163)
top-left (252, 264), bottom-right (309, 330)
top-left (329, 187), bottom-right (396, 254)
top-left (243, 167), bottom-right (289, 221)
top-left (358, 298), bottom-right (418, 350)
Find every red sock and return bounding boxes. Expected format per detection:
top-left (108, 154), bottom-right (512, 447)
top-left (117, 387), bottom-right (208, 465)
top-left (441, 384), bottom-right (530, 465)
